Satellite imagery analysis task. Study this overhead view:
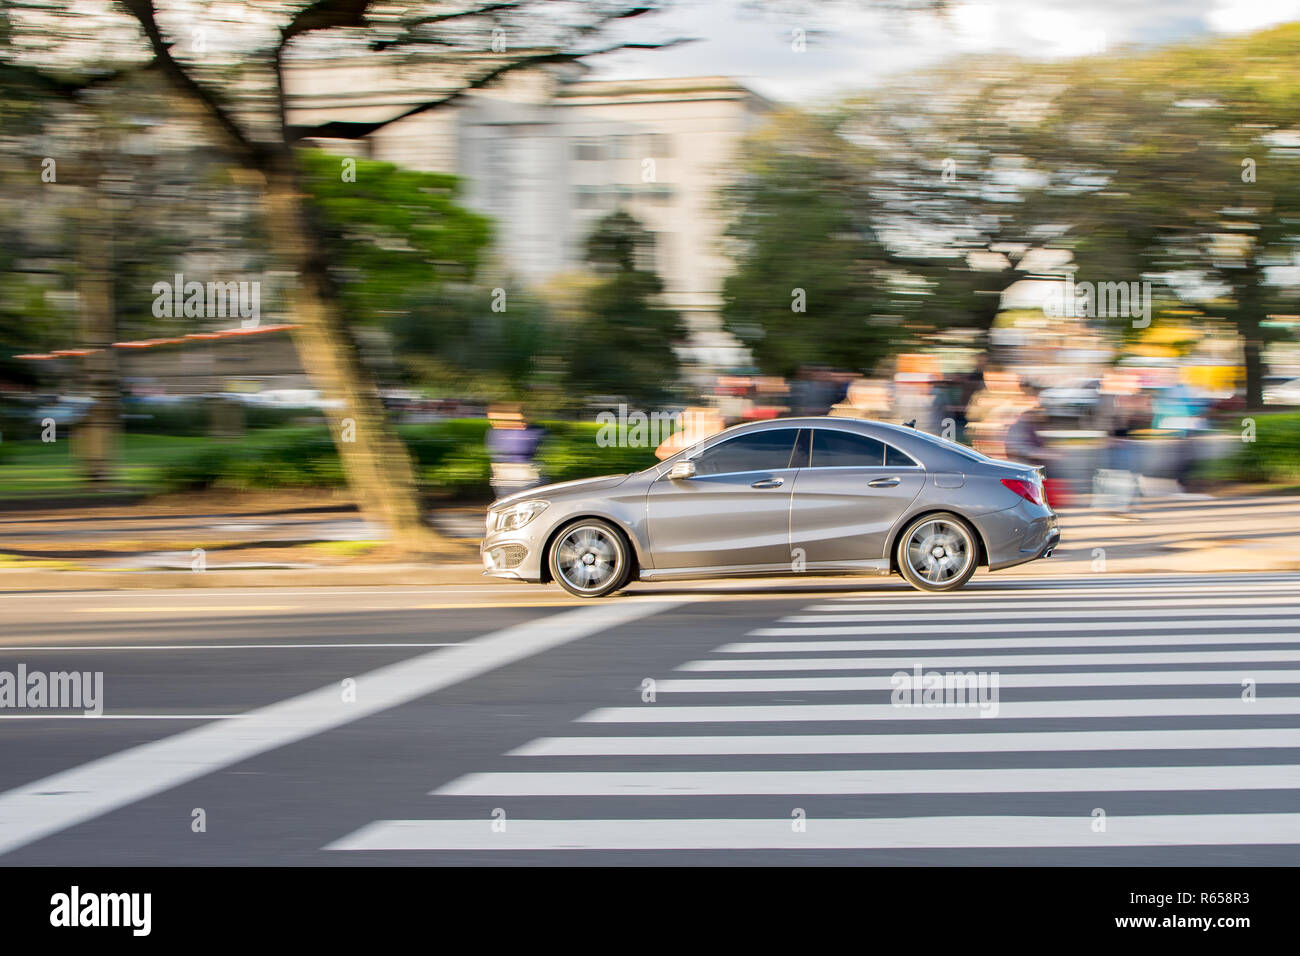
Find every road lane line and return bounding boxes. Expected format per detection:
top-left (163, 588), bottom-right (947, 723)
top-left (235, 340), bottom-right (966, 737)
top-left (654, 671), bottom-right (1300, 692)
top-left (679, 651), bottom-right (1300, 670)
top-left (0, 643), bottom-right (460, 651)
top-left (433, 765), bottom-right (1300, 796)
top-left (747, 620), bottom-right (1300, 638)
top-left (800, 595), bottom-right (1300, 608)
top-left (0, 599), bottom-right (679, 858)
top-left (509, 727), bottom-right (1300, 756)
top-left (326, 813), bottom-right (1300, 850)
top-left (786, 606), bottom-right (1300, 622)
top-left (725, 634), bottom-right (1300, 653)
top-left (75, 606), bottom-right (302, 614)
top-left (579, 698), bottom-right (1300, 722)
top-left (0, 714), bottom-right (245, 720)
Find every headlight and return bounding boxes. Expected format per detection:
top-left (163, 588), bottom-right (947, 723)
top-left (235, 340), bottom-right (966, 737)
top-left (490, 500), bottom-right (548, 533)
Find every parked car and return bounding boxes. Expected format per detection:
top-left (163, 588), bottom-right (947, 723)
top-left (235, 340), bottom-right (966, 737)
top-left (1263, 377), bottom-right (1300, 406)
top-left (481, 416), bottom-right (1059, 596)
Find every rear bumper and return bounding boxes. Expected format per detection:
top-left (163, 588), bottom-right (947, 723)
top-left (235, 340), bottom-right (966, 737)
top-left (980, 504), bottom-right (1060, 571)
top-left (1035, 526), bottom-right (1061, 559)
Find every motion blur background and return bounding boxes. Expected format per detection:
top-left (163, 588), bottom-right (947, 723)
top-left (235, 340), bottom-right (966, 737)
top-left (2, 0), bottom-right (1300, 558)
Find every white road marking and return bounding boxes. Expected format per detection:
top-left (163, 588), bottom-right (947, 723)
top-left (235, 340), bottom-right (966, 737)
top-left (725, 633), bottom-right (1300, 653)
top-left (678, 650), bottom-right (1300, 670)
top-left (0, 714), bottom-right (245, 720)
top-left (786, 605), bottom-right (1300, 622)
top-left (654, 671), bottom-right (1300, 692)
top-left (434, 765), bottom-right (1300, 796)
top-left (510, 727), bottom-right (1300, 756)
top-left (0, 600), bottom-right (679, 858)
top-left (800, 597), bottom-right (1300, 614)
top-left (0, 643), bottom-right (459, 651)
top-left (579, 698), bottom-right (1300, 722)
top-left (747, 620), bottom-right (1300, 638)
top-left (326, 813), bottom-right (1300, 851)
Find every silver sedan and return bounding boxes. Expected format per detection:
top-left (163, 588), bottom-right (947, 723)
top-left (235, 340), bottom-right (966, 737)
top-left (481, 417), bottom-right (1060, 596)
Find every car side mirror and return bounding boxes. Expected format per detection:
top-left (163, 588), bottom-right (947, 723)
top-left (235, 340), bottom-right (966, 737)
top-left (669, 459), bottom-right (696, 480)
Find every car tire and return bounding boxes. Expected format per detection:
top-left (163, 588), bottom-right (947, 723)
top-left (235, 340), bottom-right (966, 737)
top-left (896, 512), bottom-right (979, 592)
top-left (548, 519), bottom-right (632, 598)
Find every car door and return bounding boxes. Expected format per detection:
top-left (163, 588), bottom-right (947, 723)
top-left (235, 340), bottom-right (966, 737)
top-left (790, 428), bottom-right (925, 568)
top-left (646, 427), bottom-right (806, 571)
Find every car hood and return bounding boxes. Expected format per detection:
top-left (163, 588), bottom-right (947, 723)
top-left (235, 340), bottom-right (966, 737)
top-left (490, 473), bottom-right (630, 509)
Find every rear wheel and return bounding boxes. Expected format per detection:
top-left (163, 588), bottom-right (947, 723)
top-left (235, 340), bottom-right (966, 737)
top-left (896, 512), bottom-right (978, 592)
top-left (548, 519), bottom-right (632, 598)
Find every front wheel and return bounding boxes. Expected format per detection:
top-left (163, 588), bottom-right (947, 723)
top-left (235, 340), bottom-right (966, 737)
top-left (548, 519), bottom-right (632, 598)
top-left (896, 512), bottom-right (978, 592)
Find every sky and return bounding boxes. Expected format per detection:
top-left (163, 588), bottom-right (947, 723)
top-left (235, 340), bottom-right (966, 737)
top-left (593, 0), bottom-right (1300, 103)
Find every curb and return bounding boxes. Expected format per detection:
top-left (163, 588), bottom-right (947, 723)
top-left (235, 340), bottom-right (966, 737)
top-left (0, 563), bottom-right (489, 591)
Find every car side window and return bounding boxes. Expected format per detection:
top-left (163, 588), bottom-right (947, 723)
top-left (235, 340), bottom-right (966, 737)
top-left (885, 443), bottom-right (918, 467)
top-left (693, 429), bottom-right (801, 476)
top-left (790, 428), bottom-right (810, 468)
top-left (810, 430), bottom-right (887, 467)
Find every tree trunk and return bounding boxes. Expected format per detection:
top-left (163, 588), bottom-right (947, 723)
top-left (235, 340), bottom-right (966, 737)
top-left (77, 187), bottom-right (120, 485)
top-left (1242, 327), bottom-right (1263, 412)
top-left (1234, 267), bottom-right (1265, 411)
top-left (264, 160), bottom-right (444, 556)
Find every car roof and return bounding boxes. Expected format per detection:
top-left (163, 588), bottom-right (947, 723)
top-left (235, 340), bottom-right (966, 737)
top-left (712, 416), bottom-right (911, 437)
top-left (656, 415), bottom-right (988, 471)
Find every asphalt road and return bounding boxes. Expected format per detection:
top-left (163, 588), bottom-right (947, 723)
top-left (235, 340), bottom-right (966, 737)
top-left (1, 571), bottom-right (1298, 866)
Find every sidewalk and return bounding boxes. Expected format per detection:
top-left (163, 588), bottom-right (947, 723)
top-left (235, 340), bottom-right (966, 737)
top-left (0, 494), bottom-right (1296, 590)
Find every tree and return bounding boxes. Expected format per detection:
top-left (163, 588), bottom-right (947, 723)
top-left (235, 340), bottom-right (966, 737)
top-left (720, 111), bottom-right (913, 377)
top-left (563, 209), bottom-right (684, 404)
top-left (4, 0), bottom-right (683, 553)
top-left (1020, 24), bottom-right (1300, 408)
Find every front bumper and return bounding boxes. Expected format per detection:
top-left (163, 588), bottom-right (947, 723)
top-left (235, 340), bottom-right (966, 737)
top-left (480, 529), bottom-right (546, 582)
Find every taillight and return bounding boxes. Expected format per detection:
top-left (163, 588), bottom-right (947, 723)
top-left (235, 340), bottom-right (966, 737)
top-left (1001, 477), bottom-right (1043, 505)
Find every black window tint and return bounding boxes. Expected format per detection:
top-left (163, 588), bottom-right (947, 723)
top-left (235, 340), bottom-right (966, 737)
top-left (885, 443), bottom-right (918, 467)
top-left (812, 430), bottom-right (886, 467)
top-left (695, 429), bottom-right (800, 476)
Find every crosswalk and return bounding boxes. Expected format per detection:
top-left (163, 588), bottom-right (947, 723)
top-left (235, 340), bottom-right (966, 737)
top-left (327, 576), bottom-right (1300, 856)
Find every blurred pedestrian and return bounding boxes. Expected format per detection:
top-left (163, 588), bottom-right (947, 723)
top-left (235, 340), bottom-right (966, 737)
top-left (486, 403), bottom-right (545, 499)
top-left (965, 365), bottom-right (1028, 458)
top-left (1004, 390), bottom-right (1058, 471)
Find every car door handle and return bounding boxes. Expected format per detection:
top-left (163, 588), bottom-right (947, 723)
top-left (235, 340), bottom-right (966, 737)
top-left (867, 476), bottom-right (901, 488)
top-left (751, 477), bottom-right (784, 488)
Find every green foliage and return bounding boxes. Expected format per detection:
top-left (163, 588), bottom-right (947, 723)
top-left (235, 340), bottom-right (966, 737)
top-left (1229, 413), bottom-right (1300, 483)
top-left (298, 151), bottom-right (492, 325)
top-left (391, 289), bottom-right (551, 396)
top-left (720, 114), bottom-right (904, 377)
top-left (121, 401), bottom-right (319, 437)
top-left (156, 427), bottom-right (343, 491)
top-left (536, 421), bottom-right (659, 483)
top-left (562, 210), bottom-right (685, 403)
top-left (151, 419), bottom-right (658, 499)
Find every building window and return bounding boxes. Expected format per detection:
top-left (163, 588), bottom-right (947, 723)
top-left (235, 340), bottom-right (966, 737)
top-left (573, 138), bottom-right (602, 161)
top-left (644, 133), bottom-right (673, 158)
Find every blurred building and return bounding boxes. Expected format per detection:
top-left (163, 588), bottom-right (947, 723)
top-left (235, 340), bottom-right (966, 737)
top-left (286, 57), bottom-right (769, 371)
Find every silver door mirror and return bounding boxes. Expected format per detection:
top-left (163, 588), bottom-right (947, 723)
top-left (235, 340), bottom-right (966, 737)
top-left (669, 459), bottom-right (696, 480)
